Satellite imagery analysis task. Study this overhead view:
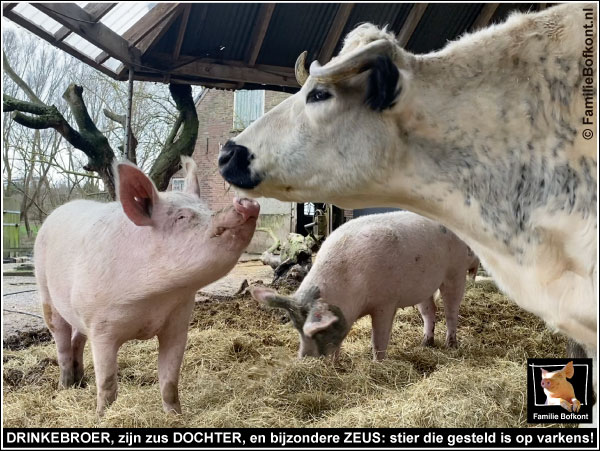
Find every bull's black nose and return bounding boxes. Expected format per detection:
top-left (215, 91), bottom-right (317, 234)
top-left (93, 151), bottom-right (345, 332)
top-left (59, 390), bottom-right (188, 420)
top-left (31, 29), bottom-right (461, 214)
top-left (218, 140), bottom-right (262, 190)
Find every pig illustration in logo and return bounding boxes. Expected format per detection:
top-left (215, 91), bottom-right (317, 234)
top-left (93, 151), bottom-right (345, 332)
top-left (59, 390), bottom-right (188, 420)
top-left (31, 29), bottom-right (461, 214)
top-left (540, 361), bottom-right (581, 412)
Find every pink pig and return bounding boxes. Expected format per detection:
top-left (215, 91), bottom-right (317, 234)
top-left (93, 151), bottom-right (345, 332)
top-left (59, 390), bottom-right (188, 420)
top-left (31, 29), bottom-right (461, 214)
top-left (252, 211), bottom-right (479, 360)
top-left (541, 361), bottom-right (581, 412)
top-left (34, 157), bottom-right (259, 415)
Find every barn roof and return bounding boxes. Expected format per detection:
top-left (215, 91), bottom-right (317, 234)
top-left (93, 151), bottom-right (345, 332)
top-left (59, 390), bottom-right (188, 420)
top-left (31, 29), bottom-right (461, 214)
top-left (3, 3), bottom-right (550, 93)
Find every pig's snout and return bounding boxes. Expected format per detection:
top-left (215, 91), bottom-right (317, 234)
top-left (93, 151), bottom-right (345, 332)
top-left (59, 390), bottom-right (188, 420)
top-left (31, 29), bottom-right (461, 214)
top-left (233, 197), bottom-right (260, 221)
top-left (541, 379), bottom-right (552, 389)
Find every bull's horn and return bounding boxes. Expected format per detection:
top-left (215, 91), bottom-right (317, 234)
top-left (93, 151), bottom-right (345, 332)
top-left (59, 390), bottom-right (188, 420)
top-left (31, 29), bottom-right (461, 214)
top-left (295, 51), bottom-right (309, 86)
top-left (309, 39), bottom-right (395, 83)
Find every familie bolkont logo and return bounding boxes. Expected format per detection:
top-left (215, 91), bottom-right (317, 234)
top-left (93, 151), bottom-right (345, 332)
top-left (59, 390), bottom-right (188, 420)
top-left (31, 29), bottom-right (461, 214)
top-left (527, 358), bottom-right (593, 424)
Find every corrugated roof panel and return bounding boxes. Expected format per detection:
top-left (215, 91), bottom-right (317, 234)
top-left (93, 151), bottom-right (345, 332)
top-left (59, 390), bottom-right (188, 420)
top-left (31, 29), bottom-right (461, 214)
top-left (257, 3), bottom-right (340, 67)
top-left (103, 57), bottom-right (122, 72)
top-left (406, 3), bottom-right (483, 54)
top-left (64, 33), bottom-right (104, 60)
top-left (158, 3), bottom-right (262, 61)
top-left (13, 3), bottom-right (63, 35)
top-left (100, 2), bottom-right (155, 36)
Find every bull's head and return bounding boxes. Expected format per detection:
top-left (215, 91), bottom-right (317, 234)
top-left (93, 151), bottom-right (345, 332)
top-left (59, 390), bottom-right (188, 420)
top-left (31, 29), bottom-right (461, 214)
top-left (218, 24), bottom-right (413, 207)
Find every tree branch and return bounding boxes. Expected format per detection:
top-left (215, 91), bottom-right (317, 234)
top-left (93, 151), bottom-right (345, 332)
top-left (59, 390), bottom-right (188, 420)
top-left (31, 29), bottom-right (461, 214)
top-left (149, 83), bottom-right (199, 191)
top-left (103, 107), bottom-right (138, 161)
top-left (3, 95), bottom-right (50, 115)
top-left (4, 82), bottom-right (117, 198)
top-left (103, 108), bottom-right (126, 127)
top-left (3, 51), bottom-right (44, 105)
top-left (8, 181), bottom-right (48, 216)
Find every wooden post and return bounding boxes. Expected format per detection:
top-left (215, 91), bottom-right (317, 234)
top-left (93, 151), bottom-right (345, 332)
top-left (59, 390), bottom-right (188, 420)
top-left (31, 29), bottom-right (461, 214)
top-left (125, 68), bottom-right (135, 164)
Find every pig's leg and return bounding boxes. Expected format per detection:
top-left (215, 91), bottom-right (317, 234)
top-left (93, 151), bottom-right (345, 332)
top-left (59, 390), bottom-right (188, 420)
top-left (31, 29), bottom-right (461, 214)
top-left (40, 283), bottom-right (76, 388)
top-left (417, 296), bottom-right (436, 347)
top-left (90, 338), bottom-right (119, 417)
top-left (370, 308), bottom-right (396, 361)
top-left (71, 330), bottom-right (87, 386)
top-left (42, 301), bottom-right (75, 388)
top-left (439, 279), bottom-right (467, 348)
top-left (157, 300), bottom-right (194, 414)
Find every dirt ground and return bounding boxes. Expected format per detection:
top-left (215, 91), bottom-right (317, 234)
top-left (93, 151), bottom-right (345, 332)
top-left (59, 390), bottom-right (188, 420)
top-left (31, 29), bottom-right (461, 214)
top-left (3, 273), bottom-right (45, 339)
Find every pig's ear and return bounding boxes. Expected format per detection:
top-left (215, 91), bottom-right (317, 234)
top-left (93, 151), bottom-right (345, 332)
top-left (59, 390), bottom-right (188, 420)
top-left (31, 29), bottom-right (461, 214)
top-left (251, 286), bottom-right (298, 312)
top-left (250, 285), bottom-right (304, 327)
top-left (563, 361), bottom-right (575, 379)
top-left (541, 368), bottom-right (549, 377)
top-left (303, 301), bottom-right (338, 338)
top-left (116, 162), bottom-right (159, 227)
top-left (181, 155), bottom-right (201, 197)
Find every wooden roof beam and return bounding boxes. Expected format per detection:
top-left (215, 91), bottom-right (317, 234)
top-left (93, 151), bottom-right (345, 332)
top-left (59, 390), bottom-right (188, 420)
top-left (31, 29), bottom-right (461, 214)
top-left (172, 4), bottom-right (192, 62)
top-left (2, 3), bottom-right (18, 14)
top-left (245, 3), bottom-right (276, 66)
top-left (170, 60), bottom-right (299, 88)
top-left (318, 3), bottom-right (354, 64)
top-left (397, 4), bottom-right (427, 47)
top-left (97, 2), bottom-right (181, 68)
top-left (470, 3), bottom-right (499, 31)
top-left (3, 8), bottom-right (117, 79)
top-left (32, 3), bottom-right (141, 67)
top-left (54, 3), bottom-right (117, 42)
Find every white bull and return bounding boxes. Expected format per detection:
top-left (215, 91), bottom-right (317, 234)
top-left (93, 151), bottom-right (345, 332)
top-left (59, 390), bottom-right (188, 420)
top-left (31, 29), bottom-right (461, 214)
top-left (219, 5), bottom-right (597, 370)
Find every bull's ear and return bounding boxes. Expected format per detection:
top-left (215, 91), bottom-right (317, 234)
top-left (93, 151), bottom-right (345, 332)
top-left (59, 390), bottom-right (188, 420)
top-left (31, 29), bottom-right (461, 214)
top-left (365, 55), bottom-right (401, 111)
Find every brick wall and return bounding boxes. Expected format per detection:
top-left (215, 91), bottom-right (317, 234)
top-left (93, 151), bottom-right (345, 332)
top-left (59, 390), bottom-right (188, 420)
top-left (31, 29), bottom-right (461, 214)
top-left (169, 88), bottom-right (293, 254)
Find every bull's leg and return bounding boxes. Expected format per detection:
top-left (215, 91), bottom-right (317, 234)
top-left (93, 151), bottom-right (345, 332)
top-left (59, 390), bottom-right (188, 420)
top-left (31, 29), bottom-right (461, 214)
top-left (41, 299), bottom-right (75, 388)
top-left (417, 296), bottom-right (436, 347)
top-left (567, 339), bottom-right (588, 358)
top-left (439, 279), bottom-right (467, 348)
top-left (71, 330), bottom-right (87, 386)
top-left (157, 300), bottom-right (194, 414)
top-left (370, 308), bottom-right (396, 361)
top-left (90, 338), bottom-right (119, 417)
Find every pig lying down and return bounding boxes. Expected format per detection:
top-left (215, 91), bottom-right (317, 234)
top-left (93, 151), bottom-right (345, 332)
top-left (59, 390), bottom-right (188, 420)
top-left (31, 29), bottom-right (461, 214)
top-left (34, 157), bottom-right (259, 415)
top-left (252, 212), bottom-right (479, 360)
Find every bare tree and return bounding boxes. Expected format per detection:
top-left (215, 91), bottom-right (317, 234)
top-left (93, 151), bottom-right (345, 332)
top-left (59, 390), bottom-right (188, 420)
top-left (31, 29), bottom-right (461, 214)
top-left (3, 28), bottom-right (199, 203)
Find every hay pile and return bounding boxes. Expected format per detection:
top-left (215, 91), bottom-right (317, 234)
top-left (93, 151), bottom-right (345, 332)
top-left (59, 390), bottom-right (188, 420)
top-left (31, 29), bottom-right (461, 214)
top-left (3, 280), bottom-right (570, 427)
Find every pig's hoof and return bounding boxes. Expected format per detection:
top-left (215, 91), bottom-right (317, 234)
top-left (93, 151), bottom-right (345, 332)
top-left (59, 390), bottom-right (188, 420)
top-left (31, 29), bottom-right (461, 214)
top-left (572, 399), bottom-right (581, 412)
top-left (59, 371), bottom-right (75, 388)
top-left (421, 336), bottom-right (434, 347)
top-left (560, 400), bottom-right (572, 412)
top-left (163, 405), bottom-right (182, 415)
top-left (445, 336), bottom-right (458, 348)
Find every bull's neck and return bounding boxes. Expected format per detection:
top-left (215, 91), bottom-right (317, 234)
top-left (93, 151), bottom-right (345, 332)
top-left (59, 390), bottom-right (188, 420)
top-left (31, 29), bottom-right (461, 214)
top-left (380, 30), bottom-right (587, 259)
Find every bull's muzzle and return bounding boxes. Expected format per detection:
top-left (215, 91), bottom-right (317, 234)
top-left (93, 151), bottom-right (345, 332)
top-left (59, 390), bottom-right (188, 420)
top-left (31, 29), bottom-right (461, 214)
top-left (218, 140), bottom-right (262, 190)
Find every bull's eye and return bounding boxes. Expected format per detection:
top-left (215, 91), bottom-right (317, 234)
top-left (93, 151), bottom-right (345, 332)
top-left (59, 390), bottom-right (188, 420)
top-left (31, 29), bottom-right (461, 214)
top-left (306, 88), bottom-right (332, 104)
